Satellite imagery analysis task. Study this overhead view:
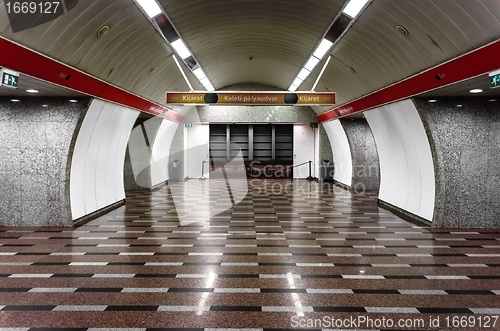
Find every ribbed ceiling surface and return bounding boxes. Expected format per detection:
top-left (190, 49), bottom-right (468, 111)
top-left (0, 0), bottom-right (499, 115)
top-left (159, 0), bottom-right (344, 89)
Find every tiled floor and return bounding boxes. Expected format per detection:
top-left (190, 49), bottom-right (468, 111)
top-left (0, 178), bottom-right (499, 331)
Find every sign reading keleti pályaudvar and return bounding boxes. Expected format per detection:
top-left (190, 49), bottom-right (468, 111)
top-left (166, 92), bottom-right (336, 106)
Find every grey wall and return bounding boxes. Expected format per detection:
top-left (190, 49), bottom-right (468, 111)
top-left (415, 97), bottom-right (500, 228)
top-left (124, 148), bottom-right (144, 190)
top-left (0, 97), bottom-right (90, 226)
top-left (190, 83), bottom-right (318, 124)
top-left (319, 123), bottom-right (333, 171)
top-left (192, 105), bottom-right (318, 124)
top-left (340, 118), bottom-right (380, 191)
top-left (169, 123), bottom-right (186, 181)
top-left (124, 117), bottom-right (163, 190)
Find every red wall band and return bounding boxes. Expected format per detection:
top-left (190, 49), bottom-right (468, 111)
top-left (0, 37), bottom-right (185, 123)
top-left (318, 39), bottom-right (500, 122)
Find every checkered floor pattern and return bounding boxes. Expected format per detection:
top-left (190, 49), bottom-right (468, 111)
top-left (0, 179), bottom-right (499, 330)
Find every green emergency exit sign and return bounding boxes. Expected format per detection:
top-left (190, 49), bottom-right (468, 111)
top-left (185, 123), bottom-right (193, 128)
top-left (490, 69), bottom-right (500, 89)
top-left (1, 69), bottom-right (19, 88)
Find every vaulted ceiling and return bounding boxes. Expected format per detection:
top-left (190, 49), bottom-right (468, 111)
top-left (0, 0), bottom-right (499, 116)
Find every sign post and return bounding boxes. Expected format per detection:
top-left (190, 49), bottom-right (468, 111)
top-left (1, 69), bottom-right (19, 88)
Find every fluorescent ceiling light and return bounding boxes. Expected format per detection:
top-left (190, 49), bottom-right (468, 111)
top-left (26, 89), bottom-right (38, 93)
top-left (200, 77), bottom-right (210, 87)
top-left (311, 55), bottom-right (331, 92)
top-left (69, 99), bottom-right (78, 103)
top-left (470, 89), bottom-right (483, 94)
top-left (297, 68), bottom-right (310, 80)
top-left (11, 99), bottom-right (20, 102)
top-left (343, 0), bottom-right (370, 18)
top-left (193, 68), bottom-right (205, 80)
top-left (428, 99), bottom-right (437, 103)
top-left (289, 85), bottom-right (298, 92)
top-left (304, 57), bottom-right (320, 71)
top-left (313, 39), bottom-right (333, 59)
top-left (291, 77), bottom-right (304, 88)
top-left (135, 0), bottom-right (162, 18)
top-left (171, 39), bottom-right (191, 59)
top-left (205, 84), bottom-right (215, 91)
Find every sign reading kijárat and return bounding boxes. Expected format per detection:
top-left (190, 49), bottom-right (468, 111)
top-left (166, 92), bottom-right (336, 106)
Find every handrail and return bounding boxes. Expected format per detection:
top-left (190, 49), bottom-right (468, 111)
top-left (292, 161), bottom-right (311, 168)
top-left (292, 160), bottom-right (314, 181)
top-left (200, 160), bottom-right (209, 180)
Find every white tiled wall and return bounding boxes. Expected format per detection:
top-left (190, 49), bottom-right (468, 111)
top-left (70, 99), bottom-right (139, 220)
top-left (322, 120), bottom-right (353, 186)
top-left (364, 99), bottom-right (435, 221)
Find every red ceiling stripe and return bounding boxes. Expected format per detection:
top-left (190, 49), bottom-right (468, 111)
top-left (318, 39), bottom-right (500, 122)
top-left (0, 37), bottom-right (185, 122)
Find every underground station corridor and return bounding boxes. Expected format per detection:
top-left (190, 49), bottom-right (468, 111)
top-left (1, 0), bottom-right (500, 330)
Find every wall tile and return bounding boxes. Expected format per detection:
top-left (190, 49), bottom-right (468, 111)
top-left (0, 97), bottom-right (89, 226)
top-left (340, 119), bottom-right (380, 191)
top-left (415, 97), bottom-right (500, 228)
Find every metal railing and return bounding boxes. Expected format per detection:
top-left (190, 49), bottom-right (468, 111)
top-left (201, 159), bottom-right (316, 181)
top-left (292, 160), bottom-right (314, 181)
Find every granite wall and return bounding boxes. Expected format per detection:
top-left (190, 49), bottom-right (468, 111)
top-left (168, 122), bottom-right (186, 181)
top-left (414, 97), bottom-right (500, 228)
top-left (190, 83), bottom-right (318, 124)
top-left (0, 97), bottom-right (90, 226)
top-left (192, 104), bottom-right (318, 124)
top-left (318, 123), bottom-right (333, 174)
top-left (124, 116), bottom-right (163, 190)
top-left (340, 118), bottom-right (380, 191)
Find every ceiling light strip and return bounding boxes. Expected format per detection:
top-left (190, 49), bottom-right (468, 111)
top-left (172, 54), bottom-right (194, 91)
top-left (343, 0), bottom-right (371, 19)
top-left (133, 0), bottom-right (214, 91)
top-left (134, 0), bottom-right (162, 19)
top-left (311, 55), bottom-right (332, 92)
top-left (288, 0), bottom-right (373, 92)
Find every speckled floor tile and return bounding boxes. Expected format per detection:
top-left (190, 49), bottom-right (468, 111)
top-left (0, 179), bottom-right (499, 330)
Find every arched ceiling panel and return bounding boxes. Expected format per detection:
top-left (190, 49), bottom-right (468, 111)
top-left (0, 0), bottom-right (499, 114)
top-left (312, 0), bottom-right (500, 113)
top-left (159, 0), bottom-right (345, 90)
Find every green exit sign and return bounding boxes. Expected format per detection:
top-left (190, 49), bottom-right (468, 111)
top-left (185, 123), bottom-right (193, 128)
top-left (1, 69), bottom-right (19, 89)
top-left (489, 69), bottom-right (500, 89)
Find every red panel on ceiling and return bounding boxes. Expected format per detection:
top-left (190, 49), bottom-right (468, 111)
top-left (318, 40), bottom-right (500, 122)
top-left (0, 37), bottom-right (184, 123)
top-left (164, 110), bottom-right (185, 122)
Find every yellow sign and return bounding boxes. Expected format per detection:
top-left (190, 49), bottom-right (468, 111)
top-left (166, 92), bottom-right (336, 106)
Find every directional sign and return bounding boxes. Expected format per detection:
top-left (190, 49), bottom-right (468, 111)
top-left (166, 92), bottom-right (336, 106)
top-left (1, 69), bottom-right (19, 88)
